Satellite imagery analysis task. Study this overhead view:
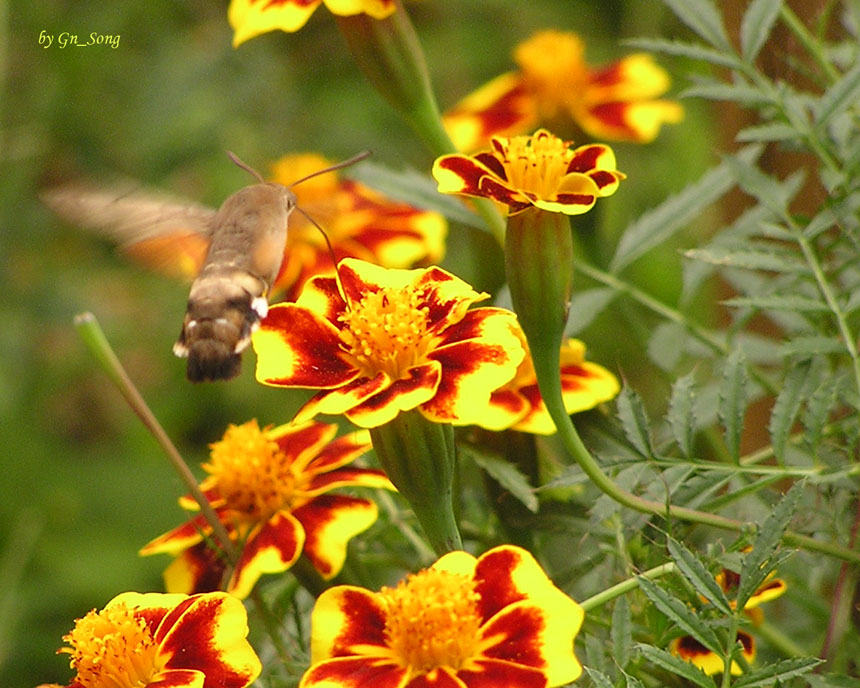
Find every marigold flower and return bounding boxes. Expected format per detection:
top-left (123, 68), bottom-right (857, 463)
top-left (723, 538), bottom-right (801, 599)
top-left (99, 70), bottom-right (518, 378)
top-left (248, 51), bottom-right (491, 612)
top-left (50, 591), bottom-right (260, 688)
top-left (253, 258), bottom-right (525, 428)
top-left (433, 129), bottom-right (624, 216)
top-left (443, 30), bottom-right (683, 151)
top-left (669, 632), bottom-right (755, 676)
top-left (141, 419), bottom-right (392, 599)
top-left (670, 566), bottom-right (786, 675)
top-left (270, 153), bottom-right (446, 301)
top-left (300, 545), bottom-right (584, 688)
top-left (229, 0), bottom-right (396, 45)
top-left (480, 335), bottom-right (619, 435)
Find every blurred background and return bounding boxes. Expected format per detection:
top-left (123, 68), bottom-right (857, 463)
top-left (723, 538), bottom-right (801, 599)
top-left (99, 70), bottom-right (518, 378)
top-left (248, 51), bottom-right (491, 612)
top-left (0, 1), bottom-right (717, 685)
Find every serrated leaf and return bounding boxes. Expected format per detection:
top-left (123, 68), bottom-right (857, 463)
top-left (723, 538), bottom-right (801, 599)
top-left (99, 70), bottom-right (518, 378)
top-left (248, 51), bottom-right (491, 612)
top-left (615, 385), bottom-right (652, 457)
top-left (611, 145), bottom-right (762, 272)
top-left (684, 246), bottom-right (808, 273)
top-left (667, 538), bottom-right (733, 615)
top-left (740, 0), bottom-right (783, 62)
top-left (719, 349), bottom-right (748, 462)
top-left (584, 667), bottom-right (615, 688)
top-left (815, 60), bottom-right (860, 128)
top-left (637, 576), bottom-right (721, 652)
top-left (623, 671), bottom-right (644, 688)
top-left (469, 453), bottom-right (539, 513)
top-left (565, 287), bottom-right (617, 336)
top-left (808, 673), bottom-right (860, 688)
top-left (681, 81), bottom-right (773, 105)
top-left (724, 154), bottom-right (802, 215)
top-left (736, 482), bottom-right (802, 608)
top-left (803, 379), bottom-right (836, 451)
top-left (721, 295), bottom-right (829, 312)
top-left (348, 161), bottom-right (485, 230)
top-left (734, 657), bottom-right (824, 688)
top-left (625, 37), bottom-right (741, 67)
top-left (780, 335), bottom-right (846, 357)
top-left (736, 122), bottom-right (799, 143)
top-left (769, 362), bottom-right (809, 462)
top-left (612, 596), bottom-right (632, 669)
top-left (662, 0), bottom-right (732, 49)
top-left (668, 372), bottom-right (697, 457)
top-left (636, 644), bottom-right (716, 688)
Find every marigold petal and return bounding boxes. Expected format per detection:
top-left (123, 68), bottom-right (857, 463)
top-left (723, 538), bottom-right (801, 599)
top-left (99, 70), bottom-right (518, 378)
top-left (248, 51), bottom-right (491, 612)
top-left (581, 100), bottom-right (683, 143)
top-left (306, 466), bottom-right (394, 495)
top-left (456, 660), bottom-right (546, 688)
top-left (294, 494), bottom-right (380, 579)
top-left (482, 388), bottom-right (531, 431)
top-left (106, 592), bottom-right (185, 634)
top-left (309, 587), bottom-right (389, 662)
top-left (140, 515), bottom-right (209, 556)
top-left (406, 667), bottom-right (466, 688)
top-left (670, 632), bottom-right (755, 676)
top-left (155, 593), bottom-right (262, 688)
top-left (228, 511), bottom-right (305, 598)
top-left (147, 668), bottom-right (206, 688)
top-left (421, 309), bottom-right (524, 424)
top-left (745, 577), bottom-right (787, 609)
top-left (432, 155), bottom-right (503, 198)
top-left (443, 72), bottom-right (538, 152)
top-left (304, 429), bottom-right (372, 473)
top-left (254, 304), bottom-right (359, 388)
top-left (294, 374), bottom-right (393, 425)
top-left (479, 602), bottom-right (582, 685)
top-left (301, 657), bottom-right (408, 688)
top-left (162, 543), bottom-right (228, 595)
top-left (324, 0), bottom-right (396, 20)
top-left (588, 54), bottom-right (672, 101)
top-left (229, 0), bottom-right (322, 46)
top-left (345, 362), bottom-right (442, 428)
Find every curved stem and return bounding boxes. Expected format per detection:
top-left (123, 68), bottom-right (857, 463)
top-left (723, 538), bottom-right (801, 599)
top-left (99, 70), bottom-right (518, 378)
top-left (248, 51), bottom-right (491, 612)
top-left (580, 562), bottom-right (675, 612)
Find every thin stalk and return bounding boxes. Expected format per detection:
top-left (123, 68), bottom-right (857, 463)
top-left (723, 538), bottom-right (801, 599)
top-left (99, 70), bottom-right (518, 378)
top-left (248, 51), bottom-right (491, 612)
top-left (779, 5), bottom-right (840, 82)
top-left (580, 562), bottom-right (675, 612)
top-left (73, 312), bottom-right (237, 563)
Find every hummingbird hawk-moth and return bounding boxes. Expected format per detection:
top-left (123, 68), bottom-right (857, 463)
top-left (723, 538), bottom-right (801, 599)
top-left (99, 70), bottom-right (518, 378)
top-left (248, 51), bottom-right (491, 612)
top-left (43, 151), bottom-right (369, 382)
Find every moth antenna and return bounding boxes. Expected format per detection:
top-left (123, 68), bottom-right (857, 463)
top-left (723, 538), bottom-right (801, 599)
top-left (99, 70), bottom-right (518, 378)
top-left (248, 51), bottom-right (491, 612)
top-left (226, 151), bottom-right (265, 184)
top-left (295, 206), bottom-right (352, 309)
top-left (287, 150), bottom-right (372, 190)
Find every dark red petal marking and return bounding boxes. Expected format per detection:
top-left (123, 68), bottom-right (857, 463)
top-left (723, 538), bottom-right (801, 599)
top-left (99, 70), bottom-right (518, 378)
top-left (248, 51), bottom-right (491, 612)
top-left (437, 157), bottom-right (494, 196)
top-left (177, 543), bottom-right (228, 594)
top-left (233, 512), bottom-right (301, 581)
top-left (272, 421), bottom-right (333, 460)
top-left (292, 494), bottom-right (372, 577)
top-left (347, 363), bottom-right (440, 416)
top-left (474, 153), bottom-right (507, 180)
top-left (552, 192), bottom-right (596, 207)
top-left (329, 589), bottom-right (389, 654)
top-left (303, 657), bottom-right (407, 688)
top-left (306, 467), bottom-right (388, 492)
top-left (589, 170), bottom-right (619, 191)
top-left (587, 102), bottom-right (635, 136)
top-left (457, 660), bottom-right (547, 688)
top-left (478, 177), bottom-right (526, 207)
top-left (488, 388), bottom-right (529, 416)
top-left (405, 666), bottom-right (465, 688)
top-left (473, 548), bottom-right (526, 622)
top-left (480, 604), bottom-right (547, 669)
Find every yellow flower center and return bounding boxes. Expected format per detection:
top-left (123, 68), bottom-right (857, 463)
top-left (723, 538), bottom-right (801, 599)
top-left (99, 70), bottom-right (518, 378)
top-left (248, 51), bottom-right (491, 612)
top-left (495, 132), bottom-right (576, 199)
top-left (381, 569), bottom-right (483, 675)
top-left (204, 420), bottom-right (305, 520)
top-left (514, 30), bottom-right (588, 117)
top-left (338, 286), bottom-right (435, 380)
top-left (60, 603), bottom-right (160, 688)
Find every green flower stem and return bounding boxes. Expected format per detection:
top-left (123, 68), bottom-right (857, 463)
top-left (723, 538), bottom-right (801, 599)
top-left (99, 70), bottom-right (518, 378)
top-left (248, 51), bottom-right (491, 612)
top-left (73, 312), bottom-right (238, 564)
top-left (778, 6), bottom-right (840, 83)
top-left (580, 562), bottom-right (675, 612)
top-left (369, 410), bottom-right (462, 554)
top-left (755, 619), bottom-right (809, 659)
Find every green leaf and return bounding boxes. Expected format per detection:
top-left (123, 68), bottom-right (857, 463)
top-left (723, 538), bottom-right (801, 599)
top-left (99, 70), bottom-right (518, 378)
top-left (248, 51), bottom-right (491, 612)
top-left (661, 0), bottom-right (732, 50)
top-left (612, 596), bottom-right (632, 669)
top-left (802, 379), bottom-right (837, 451)
top-left (736, 122), bottom-right (799, 143)
top-left (681, 81), bottom-right (773, 106)
top-left (565, 287), bottom-right (617, 335)
top-left (733, 657), bottom-right (824, 688)
top-left (625, 37), bottom-right (741, 68)
top-left (667, 538), bottom-right (733, 615)
top-left (637, 576), bottom-right (721, 653)
top-left (719, 349), bottom-right (749, 462)
top-left (808, 673), bottom-right (860, 688)
top-left (768, 362), bottom-right (809, 462)
top-left (584, 667), bottom-right (615, 688)
top-left (736, 482), bottom-right (802, 609)
top-left (668, 372), bottom-right (697, 457)
top-left (611, 145), bottom-right (762, 272)
top-left (684, 246), bottom-right (808, 273)
top-left (720, 295), bottom-right (829, 312)
top-left (724, 154), bottom-right (804, 215)
top-left (740, 0), bottom-right (783, 62)
top-left (469, 452), bottom-right (539, 513)
top-left (615, 385), bottom-right (653, 458)
top-left (635, 643), bottom-right (716, 688)
top-left (348, 161), bottom-right (486, 230)
top-left (780, 335), bottom-right (846, 357)
top-left (815, 60), bottom-right (860, 128)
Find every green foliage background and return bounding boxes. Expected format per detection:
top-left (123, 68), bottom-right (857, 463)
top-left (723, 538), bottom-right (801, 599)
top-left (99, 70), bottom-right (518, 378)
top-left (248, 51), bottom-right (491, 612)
top-left (5, 1), bottom-right (856, 688)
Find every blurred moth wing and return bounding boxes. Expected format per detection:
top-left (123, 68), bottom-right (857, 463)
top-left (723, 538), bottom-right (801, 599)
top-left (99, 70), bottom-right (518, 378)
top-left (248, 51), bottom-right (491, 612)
top-left (43, 180), bottom-right (297, 382)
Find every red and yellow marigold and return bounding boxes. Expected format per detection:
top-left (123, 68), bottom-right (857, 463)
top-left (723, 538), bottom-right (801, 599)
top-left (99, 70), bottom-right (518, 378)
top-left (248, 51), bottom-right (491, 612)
top-left (141, 419), bottom-right (392, 599)
top-left (46, 591), bottom-right (260, 688)
top-left (299, 545), bottom-right (584, 688)
top-left (443, 30), bottom-right (683, 151)
top-left (253, 258), bottom-right (525, 428)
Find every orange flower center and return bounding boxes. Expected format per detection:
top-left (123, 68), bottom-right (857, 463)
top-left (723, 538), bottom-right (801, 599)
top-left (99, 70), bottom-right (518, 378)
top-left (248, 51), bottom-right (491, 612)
top-left (494, 132), bottom-right (576, 199)
top-left (381, 568), bottom-right (483, 675)
top-left (338, 286), bottom-right (435, 380)
top-left (514, 30), bottom-right (588, 117)
top-left (204, 420), bottom-right (305, 519)
top-left (60, 603), bottom-right (160, 688)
